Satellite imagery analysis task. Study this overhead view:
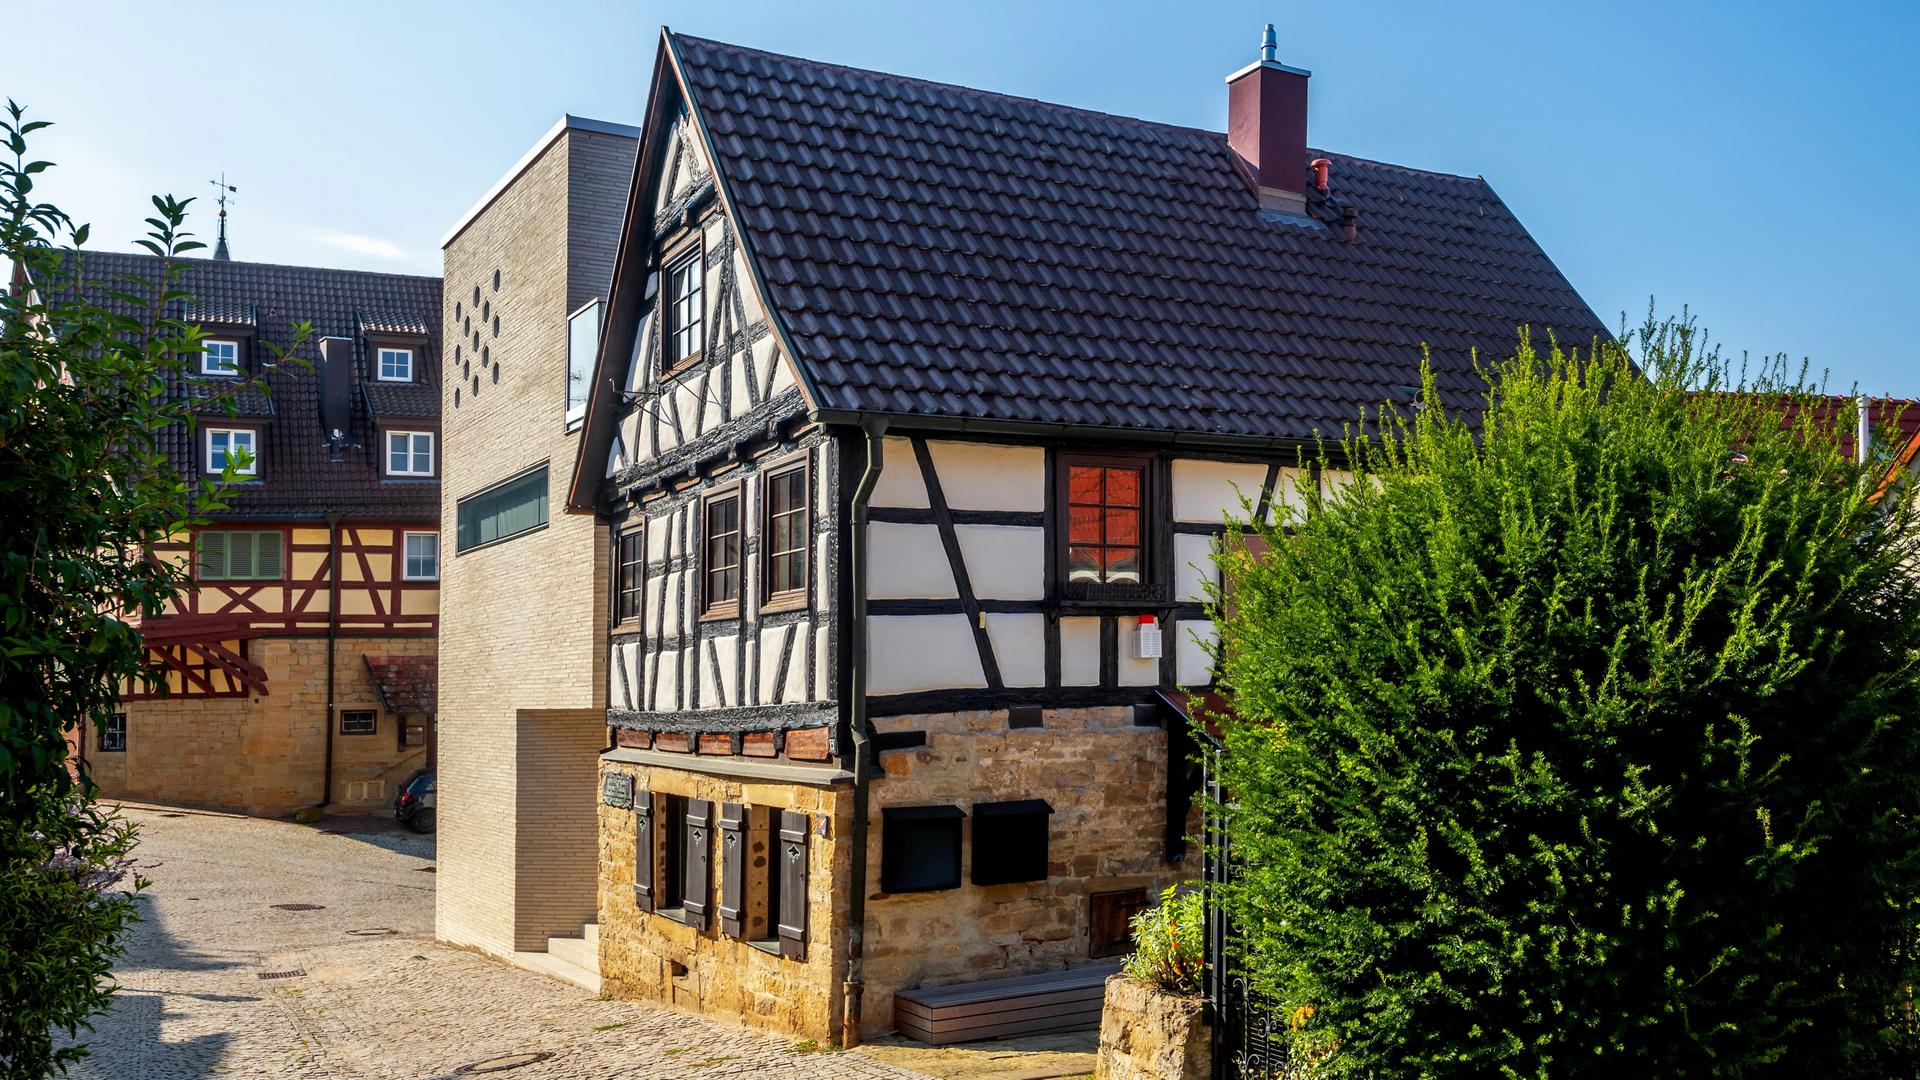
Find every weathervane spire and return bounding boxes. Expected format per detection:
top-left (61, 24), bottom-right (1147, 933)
top-left (210, 174), bottom-right (236, 261)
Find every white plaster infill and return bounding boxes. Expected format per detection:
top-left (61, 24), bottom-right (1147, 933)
top-left (603, 747), bottom-right (854, 787)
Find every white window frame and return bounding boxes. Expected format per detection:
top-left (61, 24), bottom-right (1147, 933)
top-left (201, 338), bottom-right (240, 376)
top-left (376, 347), bottom-right (414, 382)
top-left (403, 531), bottom-right (440, 581)
top-left (206, 427), bottom-right (258, 476)
top-left (385, 430), bottom-right (435, 477)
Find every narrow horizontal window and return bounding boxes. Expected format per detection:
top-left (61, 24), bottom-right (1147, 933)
top-left (456, 465), bottom-right (549, 553)
top-left (340, 710), bottom-right (377, 736)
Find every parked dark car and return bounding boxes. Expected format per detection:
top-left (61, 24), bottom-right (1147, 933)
top-left (395, 770), bottom-right (435, 834)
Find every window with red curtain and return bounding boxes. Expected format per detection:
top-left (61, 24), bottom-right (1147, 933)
top-left (1065, 460), bottom-right (1146, 585)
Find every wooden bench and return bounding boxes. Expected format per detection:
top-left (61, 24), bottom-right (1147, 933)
top-left (893, 963), bottom-right (1121, 1045)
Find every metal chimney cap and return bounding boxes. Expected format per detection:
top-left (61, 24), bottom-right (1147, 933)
top-left (1259, 23), bottom-right (1278, 62)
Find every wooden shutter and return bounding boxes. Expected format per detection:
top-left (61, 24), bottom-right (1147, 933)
top-left (198, 531), bottom-right (227, 580)
top-left (777, 810), bottom-right (809, 960)
top-left (228, 531), bottom-right (256, 579)
top-left (254, 531), bottom-right (283, 580)
top-left (716, 802), bottom-right (746, 939)
top-left (683, 799), bottom-right (713, 930)
top-left (632, 792), bottom-right (655, 911)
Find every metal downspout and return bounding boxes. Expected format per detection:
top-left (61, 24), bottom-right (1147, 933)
top-left (322, 511), bottom-right (341, 809)
top-left (840, 418), bottom-right (887, 1048)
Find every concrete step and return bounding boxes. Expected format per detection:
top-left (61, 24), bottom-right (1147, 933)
top-left (546, 932), bottom-right (597, 973)
top-left (582, 922), bottom-right (598, 949)
top-left (511, 948), bottom-right (601, 995)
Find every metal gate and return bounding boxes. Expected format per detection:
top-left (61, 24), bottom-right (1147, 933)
top-left (1200, 736), bottom-right (1298, 1080)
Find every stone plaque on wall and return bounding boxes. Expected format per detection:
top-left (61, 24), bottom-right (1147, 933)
top-left (601, 772), bottom-right (635, 809)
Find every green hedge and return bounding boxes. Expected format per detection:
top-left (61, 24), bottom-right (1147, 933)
top-left (1212, 321), bottom-right (1920, 1077)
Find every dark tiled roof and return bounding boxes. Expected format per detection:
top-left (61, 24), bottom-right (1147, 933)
top-left (672, 34), bottom-right (1608, 440)
top-left (184, 300), bottom-right (255, 327)
top-left (363, 379), bottom-right (440, 420)
top-left (360, 312), bottom-right (433, 336)
top-left (365, 655), bottom-right (437, 715)
top-left (183, 375), bottom-right (276, 418)
top-left (55, 251), bottom-right (442, 520)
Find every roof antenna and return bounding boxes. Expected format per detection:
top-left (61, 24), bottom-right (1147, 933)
top-left (1259, 23), bottom-right (1278, 63)
top-left (210, 174), bottom-right (237, 261)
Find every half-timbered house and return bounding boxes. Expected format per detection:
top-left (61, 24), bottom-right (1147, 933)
top-left (62, 252), bottom-right (443, 815)
top-left (437, 27), bottom-right (1607, 1043)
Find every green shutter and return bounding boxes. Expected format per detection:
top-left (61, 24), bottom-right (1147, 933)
top-left (198, 531), bottom-right (227, 580)
top-left (228, 532), bottom-right (255, 580)
top-left (254, 531), bottom-right (283, 580)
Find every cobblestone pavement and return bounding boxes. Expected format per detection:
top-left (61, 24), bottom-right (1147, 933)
top-left (68, 804), bottom-right (929, 1080)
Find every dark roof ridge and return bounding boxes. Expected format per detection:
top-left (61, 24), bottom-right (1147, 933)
top-left (671, 31), bottom-right (1226, 142)
top-left (66, 248), bottom-right (441, 284)
top-left (673, 33), bottom-right (1498, 188)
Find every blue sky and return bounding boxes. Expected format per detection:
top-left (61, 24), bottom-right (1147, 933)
top-left (16, 1), bottom-right (1918, 395)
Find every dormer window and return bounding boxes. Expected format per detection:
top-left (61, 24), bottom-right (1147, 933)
top-left (377, 347), bottom-right (414, 382)
top-left (201, 339), bottom-right (240, 376)
top-left (207, 427), bottom-right (258, 477)
top-left (385, 430), bottom-right (435, 477)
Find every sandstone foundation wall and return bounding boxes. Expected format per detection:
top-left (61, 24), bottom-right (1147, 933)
top-left (859, 705), bottom-right (1194, 1036)
top-left (597, 757), bottom-right (850, 1043)
top-left (91, 635), bottom-right (432, 815)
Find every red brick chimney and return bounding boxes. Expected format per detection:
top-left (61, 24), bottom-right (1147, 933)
top-left (1227, 24), bottom-right (1311, 214)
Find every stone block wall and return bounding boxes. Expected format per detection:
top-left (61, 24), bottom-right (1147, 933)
top-left (597, 757), bottom-right (850, 1043)
top-left (1095, 975), bottom-right (1211, 1080)
top-left (91, 635), bottom-right (431, 815)
top-left (858, 706), bottom-right (1194, 1036)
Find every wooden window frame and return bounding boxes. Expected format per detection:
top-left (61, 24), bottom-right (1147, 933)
top-left (759, 453), bottom-right (810, 613)
top-left (659, 236), bottom-right (706, 377)
top-left (375, 347), bottom-right (414, 383)
top-left (339, 709), bottom-right (378, 736)
top-left (205, 426), bottom-right (260, 478)
top-left (615, 527), bottom-right (645, 625)
top-left (1055, 450), bottom-right (1167, 604)
top-left (699, 484), bottom-right (743, 621)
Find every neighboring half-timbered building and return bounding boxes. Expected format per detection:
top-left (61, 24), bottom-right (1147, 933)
top-left (438, 27), bottom-right (1606, 1043)
top-left (62, 251), bottom-right (442, 815)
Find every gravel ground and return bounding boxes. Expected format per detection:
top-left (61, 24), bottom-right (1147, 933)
top-left (64, 803), bottom-right (927, 1079)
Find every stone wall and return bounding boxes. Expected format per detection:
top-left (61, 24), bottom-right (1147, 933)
top-left (91, 635), bottom-right (432, 815)
top-left (597, 757), bottom-right (850, 1043)
top-left (859, 705), bottom-right (1194, 1036)
top-left (436, 122), bottom-right (632, 958)
top-left (1095, 975), bottom-right (1211, 1080)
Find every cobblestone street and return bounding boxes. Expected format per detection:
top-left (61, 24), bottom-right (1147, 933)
top-left (69, 804), bottom-right (930, 1080)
